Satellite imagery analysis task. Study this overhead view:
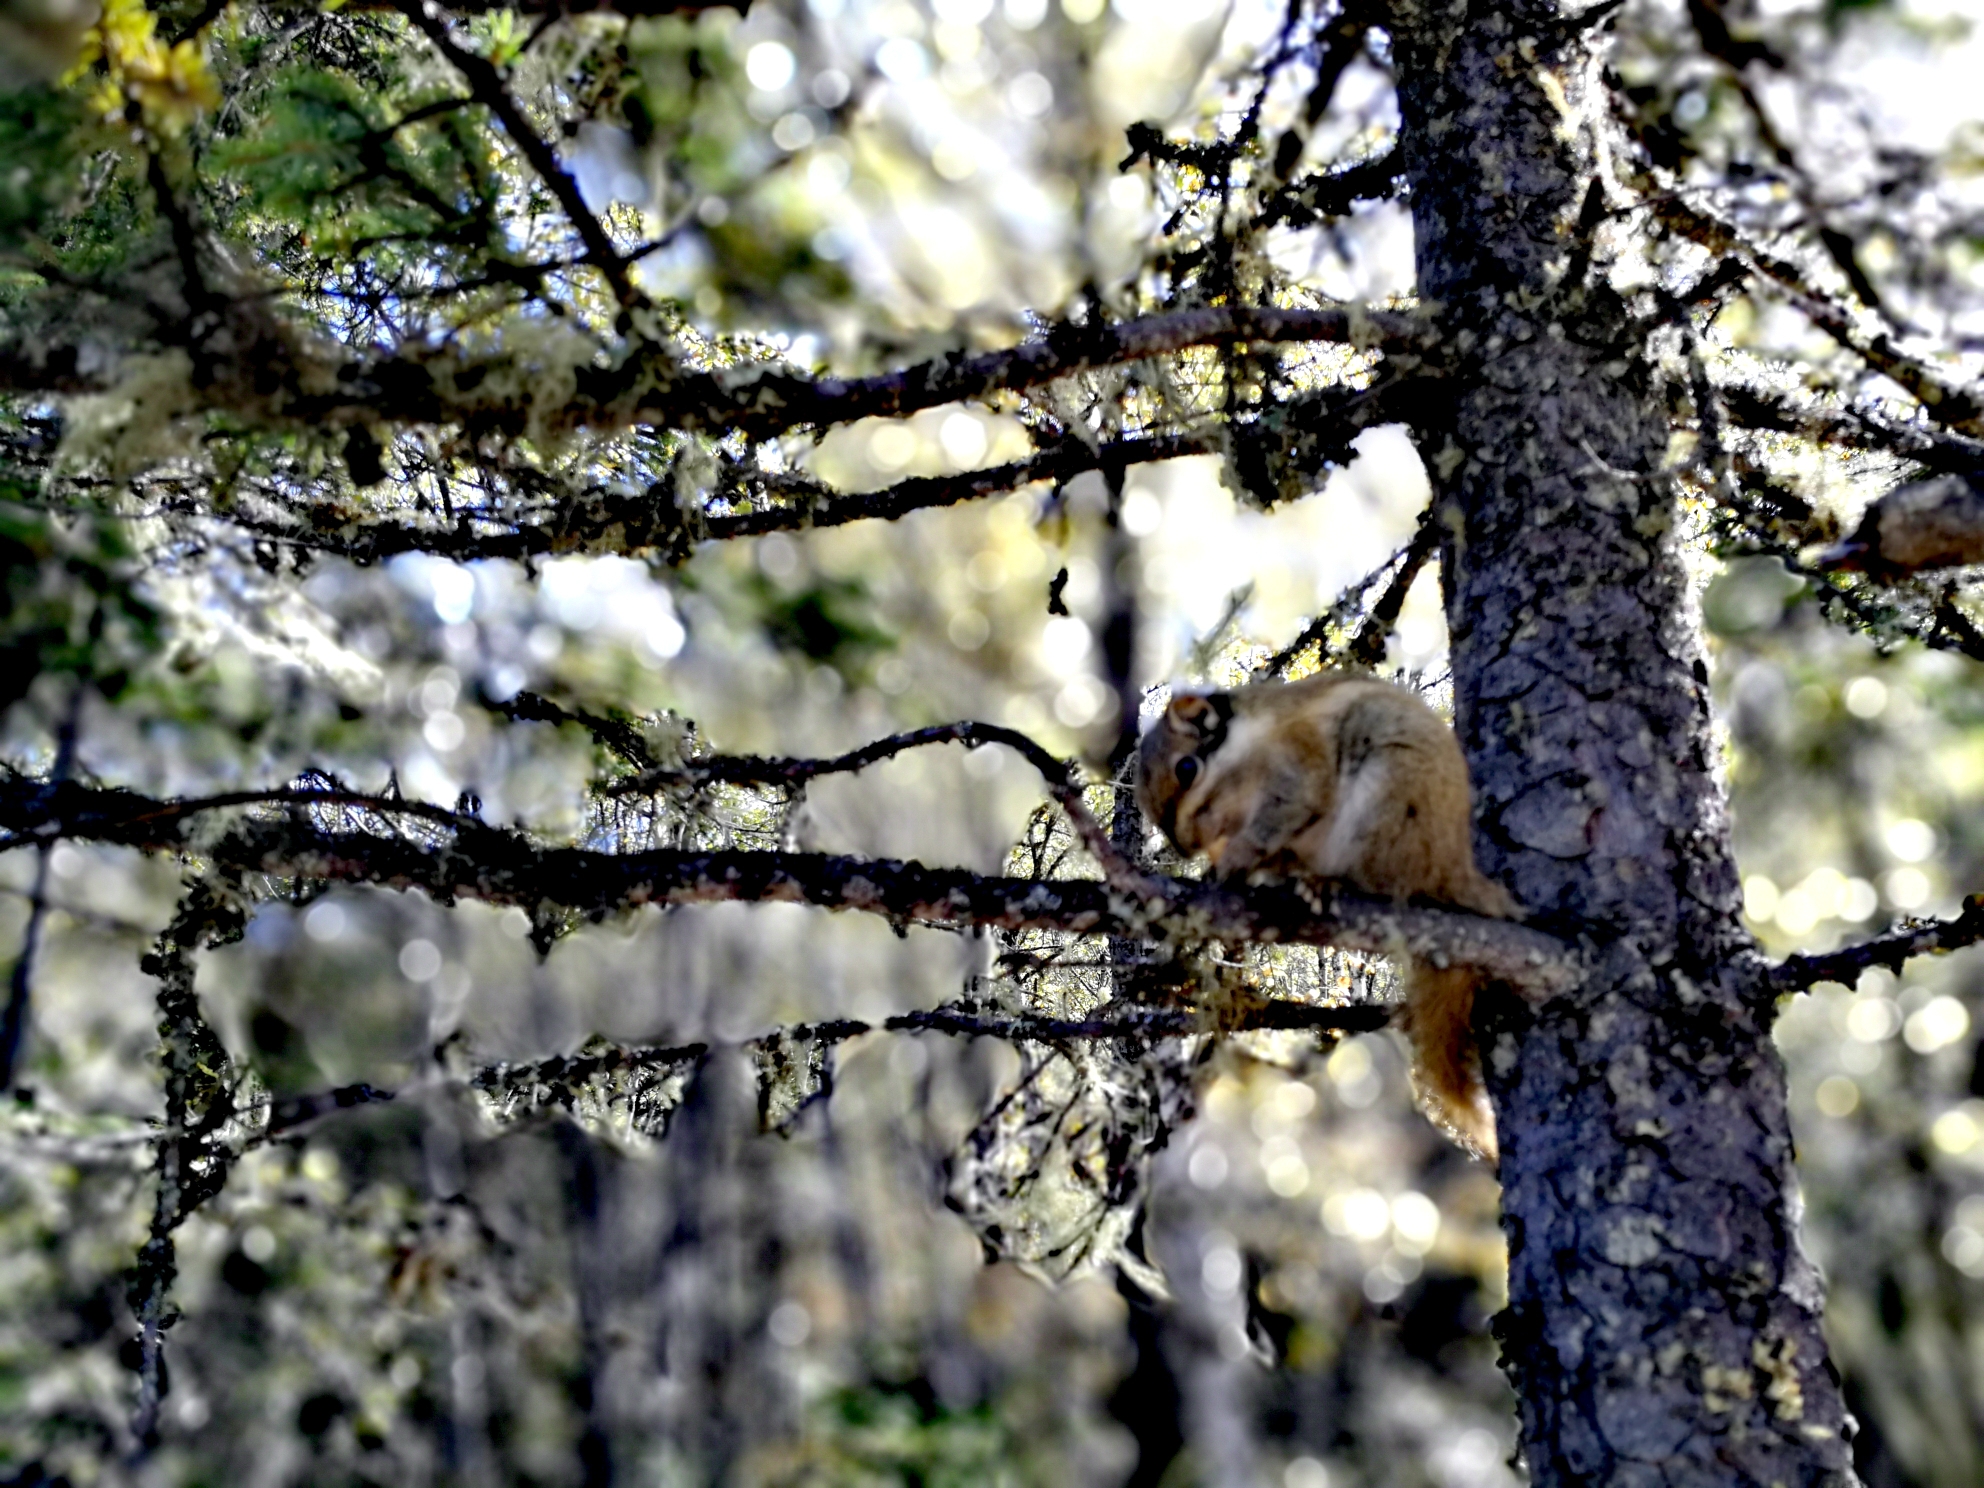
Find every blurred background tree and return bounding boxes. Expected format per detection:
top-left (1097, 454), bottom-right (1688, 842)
top-left (3, 0), bottom-right (1984, 1483)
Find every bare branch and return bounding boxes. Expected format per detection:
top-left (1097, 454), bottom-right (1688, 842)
top-left (129, 885), bottom-right (245, 1460)
top-left (602, 717), bottom-right (1147, 890)
top-left (264, 1081), bottom-right (398, 1135)
top-left (1256, 507), bottom-right (1437, 680)
top-left (1261, 151), bottom-right (1406, 231)
top-left (188, 997), bottom-right (1384, 1165)
top-left (146, 153), bottom-right (220, 346)
top-left (1684, 0), bottom-right (1785, 71)
top-left (492, 691), bottom-right (660, 769)
top-left (1680, 0), bottom-right (1909, 328)
top-left (1344, 510), bottom-right (1439, 667)
top-left (497, 697), bottom-right (1140, 888)
top-left (460, 997), bottom-right (1388, 1089)
top-left (1707, 454), bottom-right (1984, 662)
top-left (0, 779), bottom-right (479, 848)
top-left (604, 719), bottom-right (1070, 797)
top-left (74, 378), bottom-right (1399, 569)
top-left (1770, 896), bottom-right (1984, 995)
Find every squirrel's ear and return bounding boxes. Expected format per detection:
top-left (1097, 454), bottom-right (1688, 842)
top-left (1168, 693), bottom-right (1212, 723)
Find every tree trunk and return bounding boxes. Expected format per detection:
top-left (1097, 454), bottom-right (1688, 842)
top-left (1388, 2), bottom-right (1858, 1481)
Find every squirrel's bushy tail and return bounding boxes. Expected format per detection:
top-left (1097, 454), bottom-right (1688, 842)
top-left (1401, 962), bottom-right (1497, 1164)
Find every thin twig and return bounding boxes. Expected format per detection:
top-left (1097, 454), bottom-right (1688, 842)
top-left (1258, 510), bottom-right (1438, 680)
top-left (1345, 509), bottom-right (1439, 668)
top-left (604, 719), bottom-right (1155, 896)
top-left (1, 684), bottom-right (82, 1089)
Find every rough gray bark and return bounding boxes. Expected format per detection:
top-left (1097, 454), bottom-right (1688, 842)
top-left (1389, 1), bottom-right (1857, 1481)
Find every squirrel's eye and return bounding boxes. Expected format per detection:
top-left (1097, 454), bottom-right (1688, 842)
top-left (1174, 755), bottom-right (1201, 789)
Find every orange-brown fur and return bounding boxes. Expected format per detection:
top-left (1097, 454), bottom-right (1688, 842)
top-left (1137, 673), bottom-right (1518, 1160)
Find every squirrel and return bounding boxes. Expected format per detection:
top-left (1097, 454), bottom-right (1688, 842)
top-left (1137, 671), bottom-right (1520, 1161)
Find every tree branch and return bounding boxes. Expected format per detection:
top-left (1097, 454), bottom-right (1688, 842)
top-left (1651, 195), bottom-right (1984, 432)
top-left (65, 376), bottom-right (1399, 568)
top-left (604, 719), bottom-right (1068, 796)
top-left (1257, 507), bottom-right (1437, 680)
top-left (2, 306), bottom-right (1423, 448)
top-left (393, 0), bottom-right (644, 315)
top-left (689, 432), bottom-right (1216, 542)
top-left (0, 778), bottom-right (478, 847)
top-left (492, 691), bottom-right (660, 769)
top-left (217, 431), bottom-right (1220, 565)
top-left (171, 996), bottom-right (1383, 1167)
top-left (1715, 384), bottom-right (1984, 473)
top-left (1769, 896), bottom-right (1984, 996)
top-left (1, 683), bottom-right (79, 1089)
top-left (1344, 509), bottom-right (1438, 667)
top-left (600, 717), bottom-right (1147, 889)
top-left (1713, 496), bottom-right (1984, 664)
top-left (1260, 151), bottom-right (1406, 231)
top-left (348, 302), bottom-right (1423, 440)
top-left (207, 364), bottom-right (1404, 571)
top-left (0, 776), bottom-right (1577, 993)
top-left (129, 885), bottom-right (244, 1460)
top-left (460, 996), bottom-right (1389, 1102)
top-left (882, 997), bottom-right (1391, 1041)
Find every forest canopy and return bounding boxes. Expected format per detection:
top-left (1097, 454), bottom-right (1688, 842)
top-left (5, 0), bottom-right (1984, 1483)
